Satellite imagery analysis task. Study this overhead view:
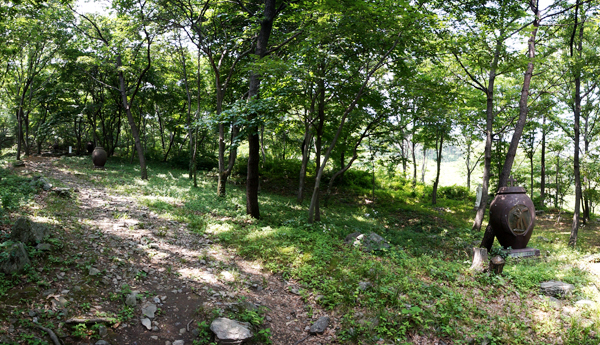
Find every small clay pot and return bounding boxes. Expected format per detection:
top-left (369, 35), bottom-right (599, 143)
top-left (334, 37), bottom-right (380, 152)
top-left (92, 147), bottom-right (108, 168)
top-left (86, 142), bottom-right (94, 154)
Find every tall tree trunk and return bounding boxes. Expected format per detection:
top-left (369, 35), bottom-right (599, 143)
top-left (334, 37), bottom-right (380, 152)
top-left (177, 36), bottom-right (194, 179)
top-left (432, 132), bottom-right (444, 205)
top-left (16, 108), bottom-right (23, 160)
top-left (540, 115), bottom-right (546, 207)
top-left (570, 7), bottom-right (584, 247)
top-left (297, 125), bottom-right (312, 204)
top-left (420, 146), bottom-right (427, 183)
top-left (472, 38), bottom-right (502, 232)
top-left (481, 2), bottom-right (540, 250)
top-left (310, 73), bottom-right (325, 222)
top-left (117, 55), bottom-right (148, 180)
top-left (411, 139), bottom-right (417, 187)
top-left (246, 0), bottom-right (277, 218)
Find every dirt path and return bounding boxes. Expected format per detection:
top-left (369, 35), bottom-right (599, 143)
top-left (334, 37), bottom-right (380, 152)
top-left (1, 157), bottom-right (338, 345)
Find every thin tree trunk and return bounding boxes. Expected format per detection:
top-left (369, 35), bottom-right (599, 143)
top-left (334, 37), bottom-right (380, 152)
top-left (297, 125), bottom-right (313, 204)
top-left (472, 38), bottom-right (502, 232)
top-left (481, 2), bottom-right (540, 250)
top-left (420, 146), bottom-right (427, 183)
top-left (540, 115), bottom-right (546, 207)
top-left (570, 7), bottom-right (584, 247)
top-left (117, 55), bottom-right (147, 179)
top-left (411, 139), bottom-right (417, 187)
top-left (432, 133), bottom-right (444, 205)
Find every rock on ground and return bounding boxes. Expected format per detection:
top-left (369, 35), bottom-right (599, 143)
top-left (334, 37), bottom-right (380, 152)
top-left (141, 302), bottom-right (157, 319)
top-left (210, 317), bottom-right (253, 344)
top-left (10, 217), bottom-right (49, 245)
top-left (0, 241), bottom-right (31, 275)
top-left (310, 316), bottom-right (330, 334)
top-left (540, 281), bottom-right (575, 297)
top-left (344, 231), bottom-right (390, 252)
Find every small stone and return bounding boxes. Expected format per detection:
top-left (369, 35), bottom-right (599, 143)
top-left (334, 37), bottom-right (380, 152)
top-left (153, 296), bottom-right (161, 304)
top-left (141, 302), bottom-right (157, 319)
top-left (173, 341), bottom-right (184, 345)
top-left (152, 326), bottom-right (159, 332)
top-left (125, 294), bottom-right (137, 307)
top-left (151, 336), bottom-right (158, 340)
top-left (28, 310), bottom-right (37, 317)
top-left (266, 316), bottom-right (272, 322)
top-left (180, 328), bottom-right (186, 335)
top-left (191, 328), bottom-right (200, 337)
top-left (98, 325), bottom-right (108, 337)
top-left (95, 341), bottom-right (110, 345)
top-left (89, 267), bottom-right (101, 276)
top-left (304, 326), bottom-right (310, 332)
top-left (141, 318), bottom-right (152, 330)
top-left (165, 342), bottom-right (171, 345)
top-left (310, 316), bottom-right (330, 334)
top-left (358, 282), bottom-right (371, 291)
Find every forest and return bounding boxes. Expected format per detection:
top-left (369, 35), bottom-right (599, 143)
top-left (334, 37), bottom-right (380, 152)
top-left (1, 0), bottom-right (600, 344)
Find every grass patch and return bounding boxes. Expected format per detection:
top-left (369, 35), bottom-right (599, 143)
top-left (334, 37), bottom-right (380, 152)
top-left (53, 156), bottom-right (600, 344)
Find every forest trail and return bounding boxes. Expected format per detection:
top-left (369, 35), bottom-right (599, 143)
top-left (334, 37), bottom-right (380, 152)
top-left (4, 156), bottom-right (338, 345)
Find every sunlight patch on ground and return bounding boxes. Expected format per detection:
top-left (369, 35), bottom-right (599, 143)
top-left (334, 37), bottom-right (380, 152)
top-left (245, 226), bottom-right (276, 240)
top-left (178, 267), bottom-right (219, 284)
top-left (206, 222), bottom-right (234, 234)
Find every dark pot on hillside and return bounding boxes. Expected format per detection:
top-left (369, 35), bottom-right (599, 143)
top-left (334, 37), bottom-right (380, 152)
top-left (92, 147), bottom-right (107, 168)
top-left (489, 184), bottom-right (535, 249)
top-left (86, 141), bottom-right (94, 154)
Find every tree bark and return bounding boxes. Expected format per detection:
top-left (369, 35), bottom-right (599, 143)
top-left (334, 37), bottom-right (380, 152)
top-left (246, 0), bottom-right (277, 218)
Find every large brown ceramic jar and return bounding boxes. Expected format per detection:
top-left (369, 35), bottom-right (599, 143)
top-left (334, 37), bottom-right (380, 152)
top-left (489, 186), bottom-right (535, 249)
top-left (92, 146), bottom-right (108, 168)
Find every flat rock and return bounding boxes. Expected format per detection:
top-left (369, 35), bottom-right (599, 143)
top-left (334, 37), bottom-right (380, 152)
top-left (0, 241), bottom-right (31, 275)
top-left (141, 318), bottom-right (152, 330)
top-left (89, 267), bottom-right (101, 276)
top-left (310, 316), bottom-right (330, 334)
top-left (142, 302), bottom-right (157, 319)
top-left (95, 341), bottom-right (110, 345)
top-left (173, 341), bottom-right (184, 345)
top-left (540, 281), bottom-right (575, 298)
top-left (210, 317), bottom-right (253, 344)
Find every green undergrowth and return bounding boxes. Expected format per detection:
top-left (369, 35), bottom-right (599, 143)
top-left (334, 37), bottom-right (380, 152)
top-left (55, 156), bottom-right (600, 344)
